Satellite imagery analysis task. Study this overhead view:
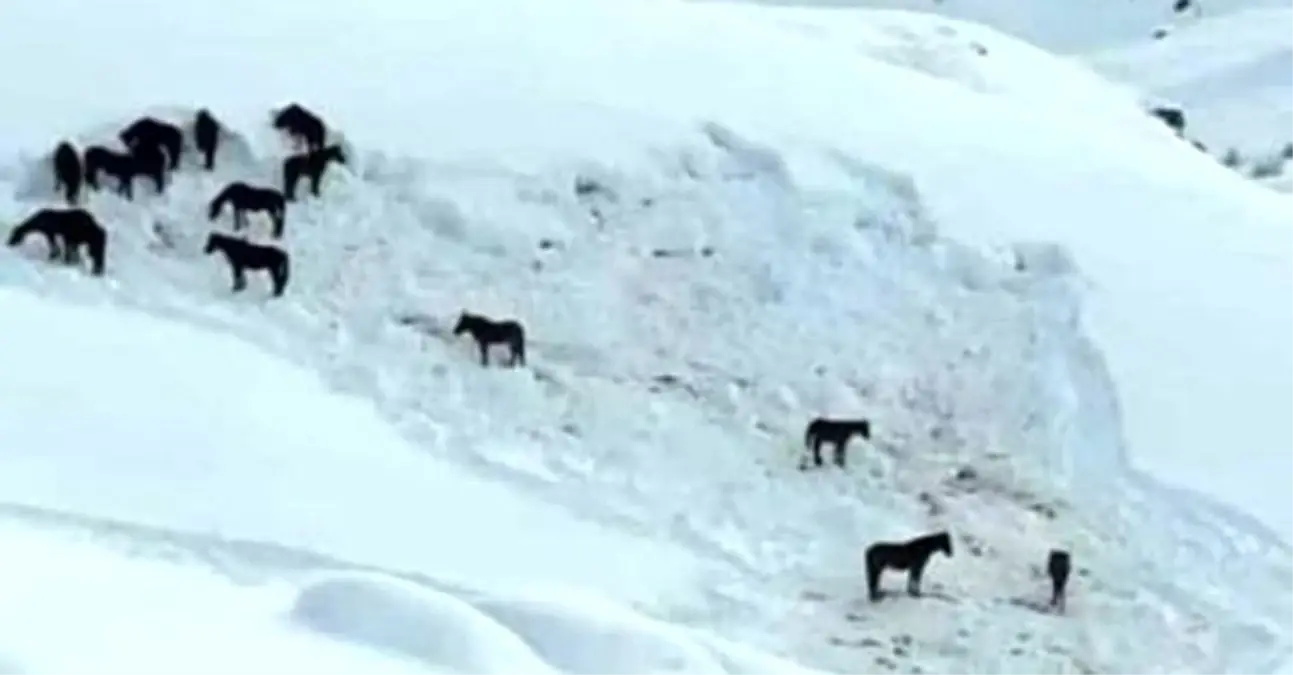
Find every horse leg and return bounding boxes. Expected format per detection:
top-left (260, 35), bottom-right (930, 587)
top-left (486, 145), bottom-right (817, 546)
top-left (284, 168), bottom-right (298, 202)
top-left (42, 232), bottom-right (61, 261)
top-left (907, 560), bottom-right (927, 597)
top-left (152, 168), bottom-right (165, 194)
top-left (309, 170), bottom-right (322, 197)
top-left (478, 341), bottom-right (490, 367)
top-left (833, 438), bottom-right (848, 468)
top-left (233, 209), bottom-right (245, 232)
top-left (272, 209), bottom-right (284, 239)
top-left (231, 265), bottom-right (246, 292)
top-left (866, 557), bottom-right (883, 602)
top-left (810, 438), bottom-right (825, 468)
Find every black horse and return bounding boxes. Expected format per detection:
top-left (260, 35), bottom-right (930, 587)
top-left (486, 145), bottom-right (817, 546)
top-left (202, 232), bottom-right (290, 297)
top-left (52, 141), bottom-right (82, 204)
top-left (1047, 549), bottom-right (1071, 613)
top-left (120, 116), bottom-right (184, 170)
top-left (83, 144), bottom-right (167, 200)
top-left (208, 182), bottom-right (287, 238)
top-left (194, 108), bottom-right (221, 171)
top-left (864, 530), bottom-right (953, 602)
top-left (272, 103), bottom-right (327, 152)
top-left (7, 207), bottom-right (107, 276)
top-left (452, 311), bottom-right (527, 367)
top-left (283, 144), bottom-right (346, 200)
top-left (802, 417), bottom-right (872, 469)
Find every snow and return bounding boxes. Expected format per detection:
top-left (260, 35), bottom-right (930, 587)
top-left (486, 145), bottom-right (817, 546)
top-left (0, 288), bottom-right (813, 674)
top-left (0, 0), bottom-right (1290, 672)
top-left (1086, 4), bottom-right (1293, 176)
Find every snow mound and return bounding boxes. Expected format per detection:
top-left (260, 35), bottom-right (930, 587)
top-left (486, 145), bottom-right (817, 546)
top-left (292, 573), bottom-right (820, 674)
top-left (291, 574), bottom-right (558, 674)
top-left (468, 587), bottom-right (762, 674)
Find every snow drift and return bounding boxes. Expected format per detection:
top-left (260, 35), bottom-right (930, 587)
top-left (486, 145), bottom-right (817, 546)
top-left (0, 287), bottom-right (815, 674)
top-left (0, 0), bottom-right (1289, 672)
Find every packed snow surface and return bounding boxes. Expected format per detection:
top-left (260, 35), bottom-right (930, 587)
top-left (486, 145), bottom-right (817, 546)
top-left (0, 0), bottom-right (1289, 672)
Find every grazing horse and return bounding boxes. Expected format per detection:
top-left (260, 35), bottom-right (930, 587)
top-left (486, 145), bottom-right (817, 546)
top-left (282, 144), bottom-right (346, 200)
top-left (194, 108), bottom-right (221, 171)
top-left (52, 141), bottom-right (83, 204)
top-left (803, 417), bottom-right (872, 469)
top-left (1047, 549), bottom-right (1071, 613)
top-left (273, 103), bottom-right (327, 152)
top-left (202, 232), bottom-right (290, 297)
top-left (452, 311), bottom-right (527, 367)
top-left (120, 116), bottom-right (184, 170)
top-left (864, 530), bottom-right (953, 602)
top-left (83, 144), bottom-right (167, 200)
top-left (7, 207), bottom-right (107, 276)
top-left (208, 182), bottom-right (287, 238)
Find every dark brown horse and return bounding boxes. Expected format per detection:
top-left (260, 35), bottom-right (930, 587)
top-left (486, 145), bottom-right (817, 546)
top-left (864, 531), bottom-right (953, 602)
top-left (452, 311), bottom-right (527, 367)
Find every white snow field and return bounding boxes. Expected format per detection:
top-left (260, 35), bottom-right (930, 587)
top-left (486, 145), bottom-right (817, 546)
top-left (0, 0), bottom-right (1290, 673)
top-left (0, 288), bottom-right (814, 674)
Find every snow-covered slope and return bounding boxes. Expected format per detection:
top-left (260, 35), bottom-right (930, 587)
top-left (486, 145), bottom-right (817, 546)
top-left (0, 287), bottom-right (812, 674)
top-left (691, 0), bottom-right (1290, 51)
top-left (1087, 4), bottom-right (1293, 181)
top-left (0, 0), bottom-right (1290, 672)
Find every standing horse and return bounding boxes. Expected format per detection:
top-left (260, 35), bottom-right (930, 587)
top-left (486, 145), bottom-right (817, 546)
top-left (208, 182), bottom-right (287, 238)
top-left (803, 416), bottom-right (872, 469)
top-left (452, 311), bottom-right (527, 367)
top-left (864, 530), bottom-right (953, 602)
top-left (1047, 549), bottom-right (1071, 613)
top-left (273, 103), bottom-right (327, 152)
top-left (120, 116), bottom-right (184, 170)
top-left (52, 141), bottom-right (83, 204)
top-left (202, 232), bottom-right (290, 297)
top-left (194, 108), bottom-right (221, 171)
top-left (7, 207), bottom-right (107, 276)
top-left (83, 144), bottom-right (167, 200)
top-left (282, 144), bottom-right (346, 200)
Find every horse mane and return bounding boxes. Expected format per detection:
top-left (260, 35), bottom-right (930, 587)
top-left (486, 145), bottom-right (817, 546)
top-left (911, 530), bottom-right (951, 552)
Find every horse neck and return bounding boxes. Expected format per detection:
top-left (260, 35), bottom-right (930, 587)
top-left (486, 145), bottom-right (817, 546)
top-left (10, 221), bottom-right (37, 242)
top-left (212, 238), bottom-right (240, 261)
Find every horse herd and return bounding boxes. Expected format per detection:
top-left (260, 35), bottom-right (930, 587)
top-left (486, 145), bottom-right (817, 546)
top-left (6, 103), bottom-right (348, 297)
top-left (3, 102), bottom-right (1074, 616)
top-left (804, 417), bottom-right (1074, 612)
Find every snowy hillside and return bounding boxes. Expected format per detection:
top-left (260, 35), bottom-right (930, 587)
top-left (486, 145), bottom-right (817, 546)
top-left (0, 0), bottom-right (1290, 673)
top-left (0, 288), bottom-right (813, 674)
top-left (1088, 3), bottom-right (1293, 188)
top-left (692, 0), bottom-right (1290, 50)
